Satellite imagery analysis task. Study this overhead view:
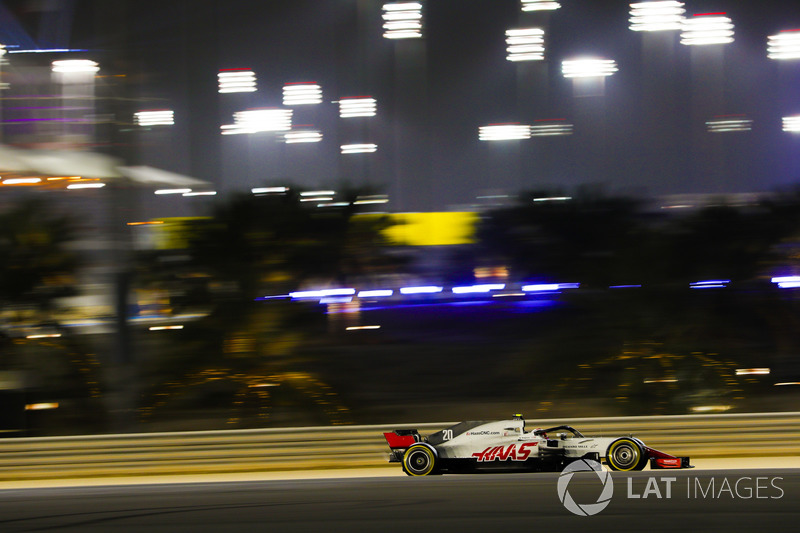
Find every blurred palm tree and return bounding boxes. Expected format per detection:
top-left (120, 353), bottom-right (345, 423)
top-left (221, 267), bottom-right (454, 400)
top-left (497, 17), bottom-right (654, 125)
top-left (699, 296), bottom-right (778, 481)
top-left (537, 341), bottom-right (749, 416)
top-left (0, 199), bottom-right (78, 316)
top-left (477, 187), bottom-right (646, 286)
top-left (0, 199), bottom-right (105, 432)
top-left (480, 188), bottom-right (800, 415)
top-left (138, 189), bottom-right (398, 427)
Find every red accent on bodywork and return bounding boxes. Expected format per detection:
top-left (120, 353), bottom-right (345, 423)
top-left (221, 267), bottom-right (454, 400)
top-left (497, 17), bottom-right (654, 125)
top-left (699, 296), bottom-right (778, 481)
top-left (655, 457), bottom-right (682, 468)
top-left (383, 432), bottom-right (416, 449)
top-left (645, 446), bottom-right (682, 468)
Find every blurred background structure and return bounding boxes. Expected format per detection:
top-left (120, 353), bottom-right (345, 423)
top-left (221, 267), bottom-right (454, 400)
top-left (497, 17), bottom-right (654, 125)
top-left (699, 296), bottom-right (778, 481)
top-left (0, 0), bottom-right (798, 435)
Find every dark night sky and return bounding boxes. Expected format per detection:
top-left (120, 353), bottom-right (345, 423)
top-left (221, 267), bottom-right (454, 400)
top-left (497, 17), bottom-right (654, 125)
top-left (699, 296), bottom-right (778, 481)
top-left (5, 0), bottom-right (800, 210)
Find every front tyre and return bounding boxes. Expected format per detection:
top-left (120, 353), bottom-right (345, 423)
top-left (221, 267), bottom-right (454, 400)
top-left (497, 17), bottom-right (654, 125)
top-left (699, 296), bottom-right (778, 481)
top-left (403, 443), bottom-right (438, 476)
top-left (606, 438), bottom-right (647, 471)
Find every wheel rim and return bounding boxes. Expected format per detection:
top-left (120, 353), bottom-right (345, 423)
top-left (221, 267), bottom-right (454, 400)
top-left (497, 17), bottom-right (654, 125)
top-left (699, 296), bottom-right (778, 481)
top-left (405, 447), bottom-right (433, 475)
top-left (610, 442), bottom-right (639, 470)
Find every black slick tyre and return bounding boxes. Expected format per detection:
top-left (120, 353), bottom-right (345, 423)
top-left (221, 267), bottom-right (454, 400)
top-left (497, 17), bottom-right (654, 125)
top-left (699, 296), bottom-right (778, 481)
top-left (606, 438), bottom-right (647, 471)
top-left (402, 443), bottom-right (438, 476)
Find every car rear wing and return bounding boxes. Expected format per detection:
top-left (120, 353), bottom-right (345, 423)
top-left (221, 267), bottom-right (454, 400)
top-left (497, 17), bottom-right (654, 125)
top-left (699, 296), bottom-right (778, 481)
top-left (384, 430), bottom-right (422, 463)
top-left (383, 429), bottom-right (421, 449)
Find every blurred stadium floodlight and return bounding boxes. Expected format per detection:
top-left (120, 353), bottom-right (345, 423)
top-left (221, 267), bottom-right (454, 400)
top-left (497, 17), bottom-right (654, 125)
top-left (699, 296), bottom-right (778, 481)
top-left (505, 28), bottom-right (545, 62)
top-left (220, 108), bottom-right (292, 135)
top-left (772, 276), bottom-right (800, 288)
top-left (2, 177), bottom-right (41, 185)
top-left (217, 69), bottom-right (257, 93)
top-left (341, 143), bottom-right (378, 154)
top-left (66, 182), bottom-right (105, 189)
top-left (290, 288), bottom-right (356, 299)
top-left (680, 13), bottom-right (734, 46)
top-left (531, 119), bottom-right (573, 136)
top-left (353, 194), bottom-right (389, 205)
top-left (358, 289), bottom-right (394, 297)
top-left (154, 188), bottom-right (192, 195)
top-left (768, 30), bottom-right (800, 60)
top-left (134, 110), bottom-right (174, 127)
top-left (399, 286), bottom-right (443, 294)
top-left (252, 187), bottom-right (289, 194)
top-left (50, 60), bottom-right (99, 146)
top-left (282, 83), bottom-right (323, 106)
top-left (629, 1), bottom-right (685, 32)
top-left (51, 59), bottom-right (99, 73)
top-left (706, 116), bottom-right (752, 133)
top-left (479, 124), bottom-right (532, 141)
top-left (338, 97), bottom-right (377, 118)
top-left (522, 284), bottom-right (560, 292)
top-left (521, 0), bottom-right (560, 12)
top-left (562, 58), bottom-right (618, 78)
top-left (284, 129), bottom-right (322, 143)
top-left (690, 280), bottom-right (730, 289)
top-left (783, 116), bottom-right (800, 133)
top-left (382, 2), bottom-right (423, 39)
top-left (452, 284), bottom-right (506, 294)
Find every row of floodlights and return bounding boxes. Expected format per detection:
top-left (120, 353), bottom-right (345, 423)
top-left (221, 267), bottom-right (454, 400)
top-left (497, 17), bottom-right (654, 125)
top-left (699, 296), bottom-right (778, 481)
top-left (380, 1), bottom-right (559, 40)
top-left (689, 278), bottom-right (800, 290)
top-left (0, 176), bottom-right (105, 189)
top-left (378, 1), bottom-right (799, 59)
top-left (630, 3), bottom-right (735, 45)
top-left (702, 116), bottom-right (800, 133)
top-left (138, 110), bottom-right (800, 139)
top-left (477, 115), bottom-right (800, 142)
top-left (278, 277), bottom-right (800, 302)
top-left (630, 2), bottom-right (799, 57)
top-left (479, 122), bottom-right (573, 141)
top-left (283, 283), bottom-right (580, 301)
top-left (0, 177), bottom-right (219, 197)
top-left (703, 115), bottom-right (800, 134)
top-left (214, 25), bottom-right (797, 95)
top-left (218, 74), bottom-right (378, 114)
top-left (219, 108), bottom-right (378, 151)
top-left (251, 187), bottom-right (390, 207)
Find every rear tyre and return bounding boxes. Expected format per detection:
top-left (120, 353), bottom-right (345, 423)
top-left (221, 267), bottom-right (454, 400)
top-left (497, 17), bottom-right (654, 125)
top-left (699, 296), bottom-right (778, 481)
top-left (606, 438), bottom-right (647, 471)
top-left (402, 443), bottom-right (437, 476)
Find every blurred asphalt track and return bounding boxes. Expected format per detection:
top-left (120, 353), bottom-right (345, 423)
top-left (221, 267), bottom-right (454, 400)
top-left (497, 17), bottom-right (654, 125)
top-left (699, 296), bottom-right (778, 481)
top-left (0, 465), bottom-right (798, 532)
top-left (0, 457), bottom-right (799, 490)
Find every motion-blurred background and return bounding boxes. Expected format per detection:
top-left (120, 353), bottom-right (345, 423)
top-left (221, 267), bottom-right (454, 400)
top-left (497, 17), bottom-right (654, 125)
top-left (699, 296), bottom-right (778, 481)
top-left (0, 0), bottom-right (799, 436)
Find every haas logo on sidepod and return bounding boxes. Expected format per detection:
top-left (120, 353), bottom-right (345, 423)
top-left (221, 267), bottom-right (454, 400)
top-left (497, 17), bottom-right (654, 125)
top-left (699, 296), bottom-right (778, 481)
top-left (471, 442), bottom-right (538, 462)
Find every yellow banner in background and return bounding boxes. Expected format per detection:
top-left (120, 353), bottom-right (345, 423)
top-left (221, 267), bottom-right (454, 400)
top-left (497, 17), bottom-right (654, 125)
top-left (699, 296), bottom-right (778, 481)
top-left (147, 212), bottom-right (479, 250)
top-left (358, 212), bottom-right (479, 246)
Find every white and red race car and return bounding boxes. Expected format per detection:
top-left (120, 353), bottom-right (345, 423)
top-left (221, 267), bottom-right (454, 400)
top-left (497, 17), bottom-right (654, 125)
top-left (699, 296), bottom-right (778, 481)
top-left (384, 415), bottom-right (692, 476)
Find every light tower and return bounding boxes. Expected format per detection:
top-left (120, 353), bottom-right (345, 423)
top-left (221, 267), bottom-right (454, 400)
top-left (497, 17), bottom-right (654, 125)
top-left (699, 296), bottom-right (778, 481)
top-left (629, 2), bottom-right (685, 194)
top-left (51, 59), bottom-right (99, 148)
top-left (515, 0), bottom-right (559, 195)
top-left (382, 1), bottom-right (430, 212)
top-left (769, 30), bottom-right (800, 185)
top-left (681, 12), bottom-right (735, 193)
top-left (561, 57), bottom-right (618, 187)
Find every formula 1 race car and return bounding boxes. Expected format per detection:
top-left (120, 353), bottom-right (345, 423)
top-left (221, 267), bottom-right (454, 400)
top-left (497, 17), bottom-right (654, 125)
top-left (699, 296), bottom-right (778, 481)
top-left (383, 415), bottom-right (692, 476)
